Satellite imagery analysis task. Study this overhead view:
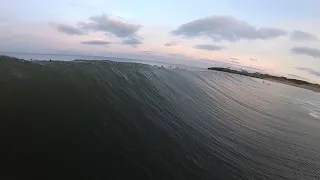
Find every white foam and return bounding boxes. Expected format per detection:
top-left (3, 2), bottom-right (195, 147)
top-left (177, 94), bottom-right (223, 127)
top-left (309, 112), bottom-right (320, 119)
top-left (292, 99), bottom-right (320, 119)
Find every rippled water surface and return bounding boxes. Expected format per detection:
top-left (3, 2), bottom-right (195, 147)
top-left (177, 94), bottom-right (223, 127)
top-left (1, 56), bottom-right (320, 180)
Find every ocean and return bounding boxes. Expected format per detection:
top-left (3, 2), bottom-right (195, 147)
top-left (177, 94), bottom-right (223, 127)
top-left (1, 55), bottom-right (320, 180)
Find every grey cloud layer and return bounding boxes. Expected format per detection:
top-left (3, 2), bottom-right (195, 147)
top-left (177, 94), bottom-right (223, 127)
top-left (167, 53), bottom-right (189, 59)
top-left (164, 41), bottom-right (179, 46)
top-left (81, 40), bottom-right (111, 45)
top-left (172, 16), bottom-right (287, 42)
top-left (141, 51), bottom-right (155, 54)
top-left (291, 47), bottom-right (320, 58)
top-left (290, 31), bottom-right (319, 41)
top-left (296, 67), bottom-right (320, 77)
top-left (52, 14), bottom-right (319, 52)
top-left (52, 23), bottom-right (85, 35)
top-left (194, 44), bottom-right (225, 51)
top-left (53, 14), bottom-right (142, 46)
top-left (121, 37), bottom-right (142, 46)
top-left (78, 15), bottom-right (141, 38)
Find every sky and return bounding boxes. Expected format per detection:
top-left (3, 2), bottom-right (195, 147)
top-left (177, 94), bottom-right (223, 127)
top-left (0, 0), bottom-right (320, 83)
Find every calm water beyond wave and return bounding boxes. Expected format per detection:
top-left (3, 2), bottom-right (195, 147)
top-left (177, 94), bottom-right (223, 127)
top-left (1, 56), bottom-right (320, 180)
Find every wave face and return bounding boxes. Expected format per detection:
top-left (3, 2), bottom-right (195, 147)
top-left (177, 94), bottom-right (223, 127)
top-left (1, 57), bottom-right (320, 180)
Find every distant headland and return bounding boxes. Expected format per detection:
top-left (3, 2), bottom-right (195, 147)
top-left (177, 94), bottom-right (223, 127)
top-left (208, 67), bottom-right (320, 93)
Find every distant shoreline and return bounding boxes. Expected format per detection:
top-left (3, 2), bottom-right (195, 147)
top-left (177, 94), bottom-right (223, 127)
top-left (208, 67), bottom-right (320, 93)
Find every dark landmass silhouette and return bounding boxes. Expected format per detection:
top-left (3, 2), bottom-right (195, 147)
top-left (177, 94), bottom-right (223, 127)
top-left (208, 67), bottom-right (320, 92)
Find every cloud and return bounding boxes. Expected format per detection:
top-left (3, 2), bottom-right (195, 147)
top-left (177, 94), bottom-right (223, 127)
top-left (78, 14), bottom-right (141, 38)
top-left (250, 58), bottom-right (258, 61)
top-left (167, 53), bottom-right (189, 59)
top-left (53, 14), bottom-right (142, 41)
top-left (81, 40), bottom-right (111, 46)
top-left (141, 51), bottom-right (155, 54)
top-left (291, 46), bottom-right (320, 58)
top-left (168, 53), bottom-right (183, 56)
top-left (230, 57), bottom-right (239, 60)
top-left (290, 30), bottom-right (319, 41)
top-left (231, 61), bottom-right (240, 64)
top-left (172, 16), bottom-right (287, 42)
top-left (296, 67), bottom-right (320, 77)
top-left (164, 41), bottom-right (179, 46)
top-left (194, 44), bottom-right (225, 51)
top-left (121, 37), bottom-right (142, 47)
top-left (52, 23), bottom-right (85, 35)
